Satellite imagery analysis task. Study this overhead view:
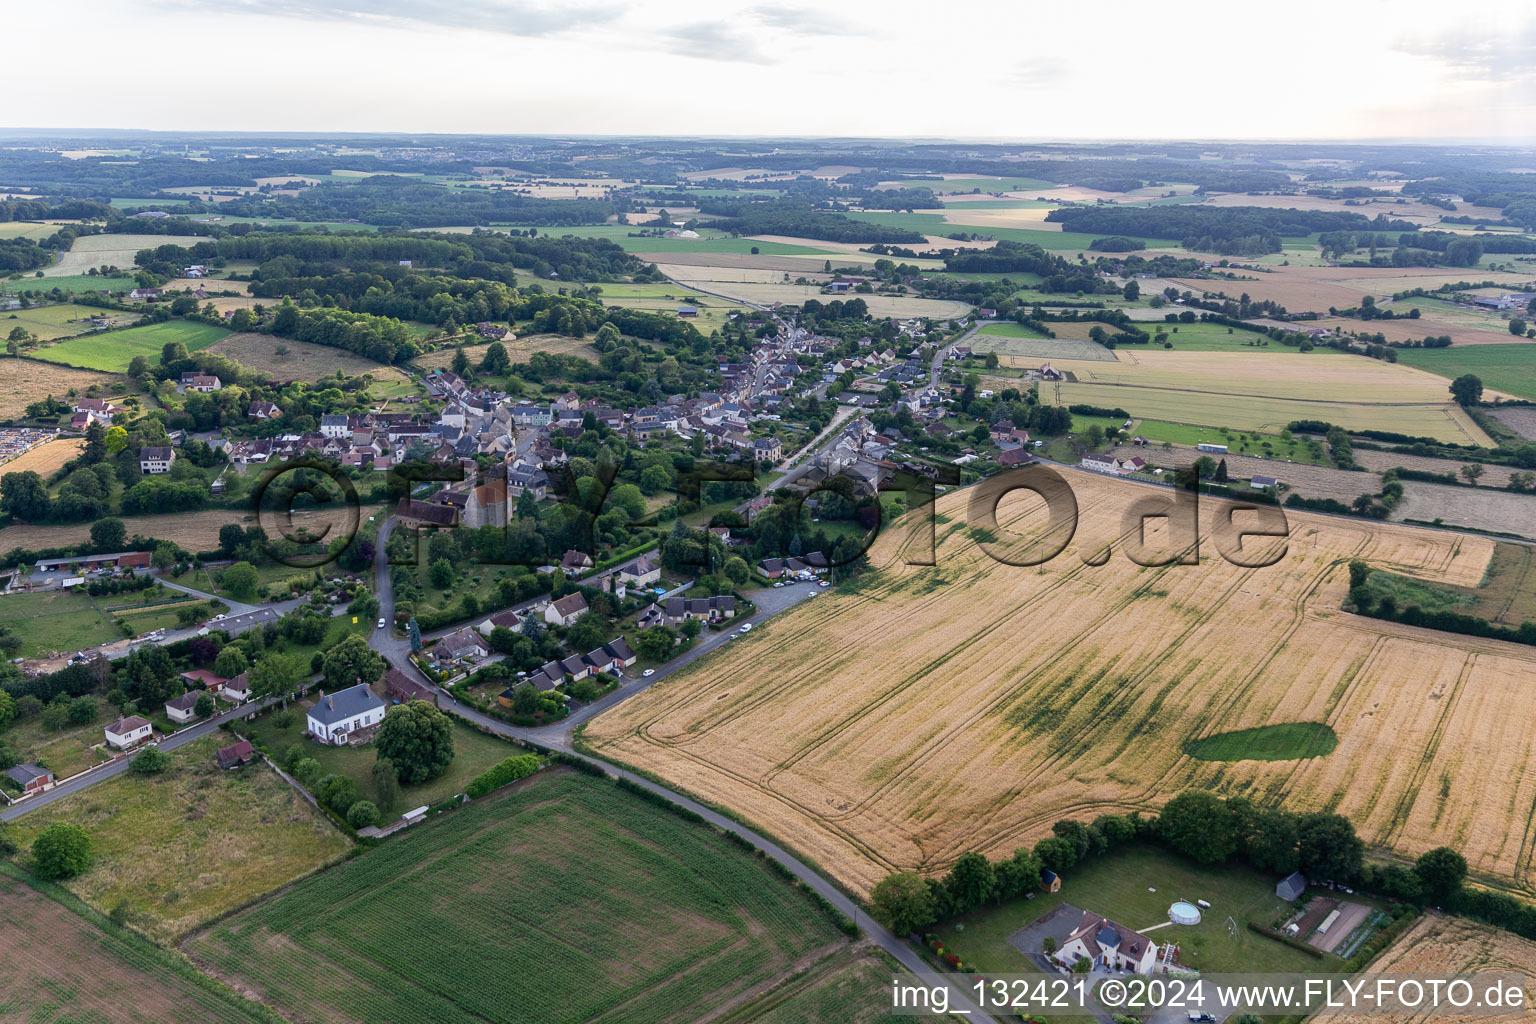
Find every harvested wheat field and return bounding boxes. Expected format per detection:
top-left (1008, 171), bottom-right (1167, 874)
top-left (1333, 915), bottom-right (1536, 1024)
top-left (0, 437), bottom-right (84, 480)
top-left (1391, 482), bottom-right (1536, 538)
top-left (0, 363), bottom-right (121, 419)
top-left (208, 333), bottom-right (407, 383)
top-left (43, 233), bottom-right (207, 277)
top-left (414, 333), bottom-right (599, 370)
top-left (0, 502), bottom-right (385, 555)
top-left (1172, 266), bottom-right (1535, 316)
top-left (586, 469), bottom-right (1536, 897)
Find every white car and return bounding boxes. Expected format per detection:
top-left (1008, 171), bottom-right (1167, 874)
top-left (819, 581), bottom-right (829, 588)
top-left (773, 582), bottom-right (783, 588)
top-left (642, 668), bottom-right (655, 677)
top-left (377, 618), bottom-right (387, 629)
top-left (739, 623), bottom-right (752, 633)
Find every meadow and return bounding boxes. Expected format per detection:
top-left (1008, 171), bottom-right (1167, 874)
top-left (44, 233), bottom-right (208, 277)
top-left (845, 211), bottom-right (1173, 251)
top-left (0, 865), bottom-right (272, 1023)
top-left (6, 736), bottom-right (350, 941)
top-left (971, 322), bottom-right (1117, 362)
top-left (207, 333), bottom-right (409, 384)
top-left (0, 588), bottom-right (118, 659)
top-left (1, 302), bottom-right (135, 341)
top-left (585, 471), bottom-right (1536, 897)
top-left (35, 320), bottom-right (229, 372)
top-left (1395, 343), bottom-right (1536, 402)
top-left (0, 273), bottom-right (136, 294)
top-left (185, 769), bottom-right (849, 1024)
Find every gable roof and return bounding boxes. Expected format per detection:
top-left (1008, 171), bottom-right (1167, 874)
top-left (307, 683), bottom-right (386, 727)
top-left (550, 593), bottom-right (588, 619)
top-left (1065, 910), bottom-right (1154, 961)
top-left (107, 715), bottom-right (151, 734)
top-left (166, 692), bottom-right (201, 712)
top-left (5, 762), bottom-right (51, 785)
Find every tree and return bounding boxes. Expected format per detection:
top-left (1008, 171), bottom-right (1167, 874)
top-left (634, 626), bottom-right (676, 660)
top-left (679, 616), bottom-right (702, 641)
top-left (0, 691), bottom-right (13, 733)
top-left (407, 617), bottom-right (422, 653)
top-left (1511, 318), bottom-right (1528, 337)
top-left (869, 871), bottom-right (937, 935)
top-left (40, 698), bottom-right (71, 731)
top-left (218, 523), bottom-right (246, 557)
top-left (0, 471), bottom-right (49, 521)
top-left (1450, 374), bottom-right (1484, 407)
top-left (32, 823), bottom-right (91, 880)
top-left (322, 634), bottom-right (385, 688)
top-left (451, 347), bottom-right (470, 375)
top-left (213, 647), bottom-right (248, 679)
top-left (429, 558), bottom-right (454, 589)
top-left (1460, 463), bottom-right (1484, 485)
top-left (292, 757), bottom-right (322, 786)
top-left (248, 652), bottom-right (303, 700)
top-left (1033, 835), bottom-right (1078, 875)
top-left (1297, 812), bottom-right (1363, 881)
top-left (372, 756), bottom-right (402, 811)
top-left (347, 800), bottom-right (381, 829)
top-left (161, 341), bottom-right (189, 366)
top-left (130, 745), bottom-right (172, 773)
top-left (67, 696), bottom-right (97, 724)
top-left (90, 517), bottom-right (126, 550)
top-left (944, 851), bottom-right (997, 914)
top-left (375, 700), bottom-right (455, 784)
top-left (104, 425), bottom-right (128, 455)
top-left (221, 561), bottom-right (259, 598)
top-left (1191, 456), bottom-right (1217, 480)
top-left (193, 692), bottom-right (216, 718)
top-left (1158, 791), bottom-right (1237, 864)
top-left (1414, 847), bottom-right (1467, 906)
top-left (481, 341), bottom-right (510, 374)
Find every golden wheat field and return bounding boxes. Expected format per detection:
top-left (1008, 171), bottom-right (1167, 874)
top-left (586, 470), bottom-right (1536, 897)
top-left (1333, 915), bottom-right (1536, 1024)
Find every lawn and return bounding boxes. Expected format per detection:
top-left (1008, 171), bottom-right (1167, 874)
top-left (0, 589), bottom-right (119, 659)
top-left (34, 320), bottom-right (229, 372)
top-left (6, 735), bottom-right (350, 941)
top-left (1185, 722), bottom-right (1340, 761)
top-left (1396, 343), bottom-right (1536, 401)
top-left (241, 705), bottom-right (517, 809)
top-left (186, 769), bottom-right (849, 1024)
top-left (0, 864), bottom-right (272, 1024)
top-left (0, 274), bottom-right (136, 294)
top-left (936, 844), bottom-right (1358, 977)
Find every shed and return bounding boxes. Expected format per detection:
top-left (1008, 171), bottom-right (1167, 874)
top-left (1276, 871), bottom-right (1307, 902)
top-left (1041, 868), bottom-right (1061, 893)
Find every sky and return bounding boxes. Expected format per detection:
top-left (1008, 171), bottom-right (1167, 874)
top-left (5, 0), bottom-right (1536, 141)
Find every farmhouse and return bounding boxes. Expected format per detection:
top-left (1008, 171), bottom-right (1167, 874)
top-left (545, 592), bottom-right (589, 627)
top-left (4, 762), bottom-right (55, 796)
top-left (104, 716), bottom-right (153, 750)
top-left (395, 497), bottom-right (459, 528)
top-left (1058, 910), bottom-right (1160, 974)
top-left (307, 684), bottom-right (387, 745)
top-left (139, 446), bottom-right (175, 474)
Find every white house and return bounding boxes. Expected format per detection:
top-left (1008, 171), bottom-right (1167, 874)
top-left (104, 716), bottom-right (153, 750)
top-left (1079, 453), bottom-right (1119, 475)
top-left (139, 446), bottom-right (175, 474)
top-left (1057, 910), bottom-right (1160, 974)
top-left (165, 691), bottom-right (202, 724)
top-left (545, 592), bottom-right (589, 627)
top-left (223, 672), bottom-right (252, 702)
top-left (306, 683), bottom-right (387, 745)
top-left (320, 414), bottom-right (351, 439)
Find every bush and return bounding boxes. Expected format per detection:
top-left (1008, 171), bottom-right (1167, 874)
top-left (129, 745), bottom-right (172, 774)
top-left (32, 823), bottom-right (92, 880)
top-left (346, 800), bottom-right (381, 829)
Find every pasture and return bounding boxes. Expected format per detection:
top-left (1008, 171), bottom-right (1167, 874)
top-left (1, 303), bottom-right (134, 341)
top-left (0, 866), bottom-right (270, 1023)
top-left (185, 769), bottom-right (849, 1024)
top-left (207, 333), bottom-right (407, 384)
top-left (972, 322), bottom-right (1118, 362)
top-left (1395, 343), bottom-right (1536, 402)
top-left (0, 273), bottom-right (135, 294)
top-left (585, 471), bottom-right (1536, 897)
top-left (0, 588), bottom-right (117, 659)
top-left (6, 736), bottom-right (350, 942)
top-left (35, 320), bottom-right (229, 371)
top-left (42, 233), bottom-right (208, 277)
top-left (659, 271), bottom-right (973, 319)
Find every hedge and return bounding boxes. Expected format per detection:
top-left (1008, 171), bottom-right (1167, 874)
top-left (1247, 921), bottom-right (1325, 958)
top-left (464, 753), bottom-right (543, 798)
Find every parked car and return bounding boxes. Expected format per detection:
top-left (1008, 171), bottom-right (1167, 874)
top-left (377, 618), bottom-right (387, 629)
top-left (819, 581), bottom-right (830, 588)
top-left (642, 669), bottom-right (655, 677)
top-left (773, 582), bottom-right (783, 588)
top-left (739, 623), bottom-right (752, 633)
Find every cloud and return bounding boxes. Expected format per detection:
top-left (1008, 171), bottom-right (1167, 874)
top-left (175, 0), bottom-right (622, 37)
top-left (658, 19), bottom-right (776, 64)
top-left (746, 5), bottom-right (856, 34)
top-left (1395, 23), bottom-right (1536, 80)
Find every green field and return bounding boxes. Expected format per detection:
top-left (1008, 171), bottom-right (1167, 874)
top-left (1395, 343), bottom-right (1536, 401)
top-left (242, 706), bottom-right (520, 809)
top-left (503, 224), bottom-right (838, 255)
top-left (936, 844), bottom-right (1362, 977)
top-left (0, 864), bottom-right (272, 1024)
top-left (0, 589), bottom-right (118, 659)
top-left (6, 735), bottom-right (350, 941)
top-left (0, 274), bottom-right (136, 295)
top-left (34, 320), bottom-right (229, 371)
top-left (186, 769), bottom-right (848, 1024)
top-left (1150, 322), bottom-right (1302, 352)
top-left (1185, 722), bottom-right (1340, 761)
top-left (846, 212), bottom-right (1177, 251)
top-left (929, 176), bottom-right (1062, 193)
top-left (1127, 419), bottom-right (1330, 464)
top-left (1, 708), bottom-right (114, 779)
top-left (0, 302), bottom-right (135, 341)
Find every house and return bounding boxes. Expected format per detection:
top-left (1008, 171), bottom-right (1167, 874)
top-left (561, 549), bottom-right (595, 575)
top-left (306, 683), bottom-right (387, 745)
top-left (5, 762), bottom-right (55, 796)
top-left (477, 608), bottom-right (523, 637)
top-left (182, 373), bottom-right (222, 392)
top-left (586, 637), bottom-right (637, 673)
top-left (1040, 868), bottom-right (1061, 893)
top-left (1276, 871), bottom-right (1307, 902)
top-left (507, 464), bottom-right (550, 500)
top-left (758, 557), bottom-right (786, 579)
top-left (545, 592), bottom-right (589, 627)
top-left (139, 446), bottom-right (175, 474)
top-left (560, 653), bottom-right (590, 680)
top-left (129, 287), bottom-right (163, 300)
top-left (664, 595), bottom-right (736, 623)
top-left (434, 626), bottom-right (489, 664)
top-left (638, 603), bottom-right (669, 630)
top-left (1057, 910), bottom-right (1160, 974)
top-left (71, 397), bottom-right (119, 417)
top-left (996, 447), bottom-right (1034, 467)
top-left (754, 436), bottom-right (784, 463)
top-left (104, 716), bottom-right (153, 750)
top-left (1080, 453), bottom-right (1119, 475)
top-left (223, 672), bottom-right (252, 702)
top-left (165, 691), bottom-right (203, 724)
top-left (247, 400), bottom-right (281, 420)
top-left (384, 666), bottom-right (438, 705)
top-left (1249, 474), bottom-right (1279, 490)
top-left (615, 554), bottom-right (660, 588)
top-left (216, 740), bottom-right (256, 770)
top-left (320, 414), bottom-right (351, 439)
top-left (179, 669), bottom-right (227, 693)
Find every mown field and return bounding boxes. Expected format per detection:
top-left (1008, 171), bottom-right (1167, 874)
top-left (1396, 343), bottom-right (1536, 402)
top-left (0, 362), bottom-right (122, 418)
top-left (971, 322), bottom-right (1117, 362)
top-left (0, 273), bottom-right (136, 294)
top-left (0, 865), bottom-right (272, 1023)
top-left (43, 233), bottom-right (208, 277)
top-left (185, 769), bottom-right (849, 1024)
top-left (0, 501), bottom-right (386, 557)
top-left (586, 470), bottom-right (1536, 896)
top-left (35, 320), bottom-right (229, 372)
top-left (2, 302), bottom-right (136, 341)
top-left (7, 736), bottom-right (350, 942)
top-left (207, 333), bottom-right (409, 384)
top-left (0, 436), bottom-right (85, 480)
top-left (0, 587), bottom-right (117, 659)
